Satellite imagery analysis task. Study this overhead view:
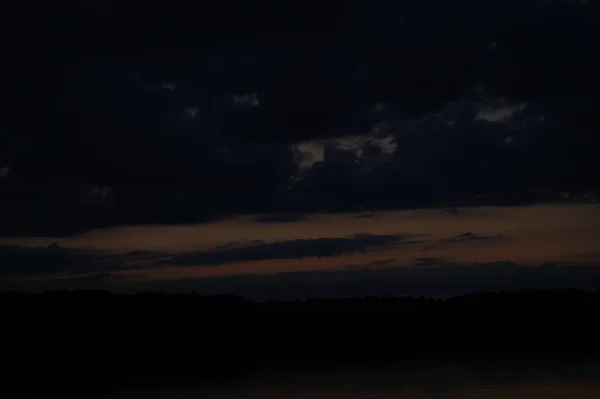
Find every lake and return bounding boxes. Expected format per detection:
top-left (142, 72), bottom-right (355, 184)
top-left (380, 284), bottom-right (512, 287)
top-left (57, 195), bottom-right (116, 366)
top-left (104, 354), bottom-right (600, 399)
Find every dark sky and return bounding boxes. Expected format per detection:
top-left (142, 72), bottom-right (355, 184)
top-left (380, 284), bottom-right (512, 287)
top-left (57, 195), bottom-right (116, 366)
top-left (1, 0), bottom-right (599, 296)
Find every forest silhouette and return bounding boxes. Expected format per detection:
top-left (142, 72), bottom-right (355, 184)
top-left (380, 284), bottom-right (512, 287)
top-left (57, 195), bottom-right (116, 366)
top-left (2, 289), bottom-right (600, 394)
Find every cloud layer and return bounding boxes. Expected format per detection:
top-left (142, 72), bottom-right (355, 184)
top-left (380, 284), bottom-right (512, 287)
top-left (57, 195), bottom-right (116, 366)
top-left (0, 229), bottom-right (506, 277)
top-left (1, 220), bottom-right (597, 299)
top-left (2, 0), bottom-right (599, 234)
top-left (160, 233), bottom-right (425, 266)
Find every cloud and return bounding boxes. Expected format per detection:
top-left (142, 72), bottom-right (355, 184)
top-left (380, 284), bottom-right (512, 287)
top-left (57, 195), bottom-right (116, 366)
top-left (285, 96), bottom-right (566, 211)
top-left (159, 233), bottom-right (424, 267)
top-left (3, 0), bottom-right (599, 233)
top-left (0, 166), bottom-right (9, 180)
top-left (0, 229), bottom-right (503, 277)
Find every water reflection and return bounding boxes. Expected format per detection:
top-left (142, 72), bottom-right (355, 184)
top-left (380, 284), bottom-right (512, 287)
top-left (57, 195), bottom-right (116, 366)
top-left (110, 356), bottom-right (600, 399)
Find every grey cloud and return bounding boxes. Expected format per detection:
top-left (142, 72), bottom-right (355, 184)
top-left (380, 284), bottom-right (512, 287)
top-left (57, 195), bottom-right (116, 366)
top-left (159, 233), bottom-right (424, 267)
top-left (286, 97), bottom-right (556, 212)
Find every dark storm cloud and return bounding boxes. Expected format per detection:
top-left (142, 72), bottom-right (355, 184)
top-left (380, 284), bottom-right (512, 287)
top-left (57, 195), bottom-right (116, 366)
top-left (3, 0), bottom-right (599, 233)
top-left (158, 233), bottom-right (424, 267)
top-left (286, 100), bottom-right (578, 211)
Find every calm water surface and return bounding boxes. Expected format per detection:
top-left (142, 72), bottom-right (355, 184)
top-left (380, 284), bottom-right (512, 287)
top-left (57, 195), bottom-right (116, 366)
top-left (109, 356), bottom-right (600, 399)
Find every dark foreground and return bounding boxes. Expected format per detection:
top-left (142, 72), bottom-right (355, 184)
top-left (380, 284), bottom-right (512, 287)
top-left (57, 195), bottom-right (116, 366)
top-left (111, 356), bottom-right (600, 399)
top-left (2, 289), bottom-right (600, 395)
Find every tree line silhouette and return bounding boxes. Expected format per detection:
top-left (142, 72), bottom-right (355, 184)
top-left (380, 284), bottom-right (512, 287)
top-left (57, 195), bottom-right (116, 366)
top-left (2, 289), bottom-right (600, 394)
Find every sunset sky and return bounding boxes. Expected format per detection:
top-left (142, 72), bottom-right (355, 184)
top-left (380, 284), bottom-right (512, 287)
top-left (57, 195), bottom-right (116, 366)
top-left (2, 0), bottom-right (599, 298)
top-left (1, 203), bottom-right (599, 297)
